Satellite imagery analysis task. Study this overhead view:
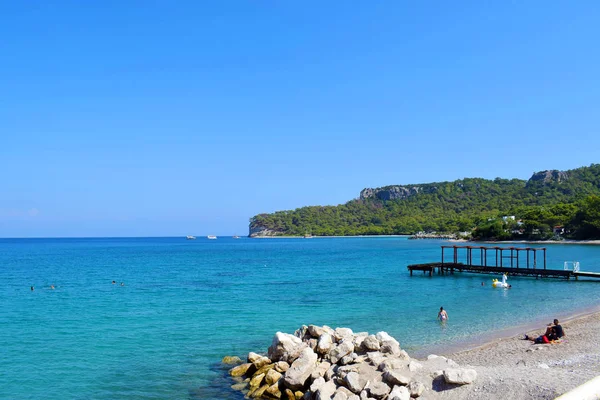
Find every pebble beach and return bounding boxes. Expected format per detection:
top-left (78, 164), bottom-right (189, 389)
top-left (437, 310), bottom-right (600, 399)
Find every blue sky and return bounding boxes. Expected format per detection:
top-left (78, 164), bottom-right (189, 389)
top-left (1, 1), bottom-right (599, 237)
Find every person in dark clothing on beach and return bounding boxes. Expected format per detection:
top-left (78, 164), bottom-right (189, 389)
top-left (551, 319), bottom-right (565, 340)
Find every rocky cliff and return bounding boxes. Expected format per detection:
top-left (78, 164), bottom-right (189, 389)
top-left (526, 170), bottom-right (569, 186)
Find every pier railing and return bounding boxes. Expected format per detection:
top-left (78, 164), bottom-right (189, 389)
top-left (441, 245), bottom-right (546, 270)
top-left (408, 245), bottom-right (600, 280)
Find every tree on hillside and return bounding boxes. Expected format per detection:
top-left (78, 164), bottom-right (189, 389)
top-left (571, 196), bottom-right (600, 239)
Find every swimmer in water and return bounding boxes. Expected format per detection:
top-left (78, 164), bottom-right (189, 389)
top-left (438, 306), bottom-right (448, 321)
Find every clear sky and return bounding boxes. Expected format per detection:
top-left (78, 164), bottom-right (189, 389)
top-left (1, 1), bottom-right (599, 237)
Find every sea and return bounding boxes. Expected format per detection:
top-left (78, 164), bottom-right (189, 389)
top-left (2, 236), bottom-right (600, 399)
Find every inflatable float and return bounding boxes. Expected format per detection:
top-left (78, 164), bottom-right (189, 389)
top-left (492, 273), bottom-right (510, 288)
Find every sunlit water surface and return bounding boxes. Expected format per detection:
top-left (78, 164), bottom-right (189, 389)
top-left (2, 237), bottom-right (599, 399)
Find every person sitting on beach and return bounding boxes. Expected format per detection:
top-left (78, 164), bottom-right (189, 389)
top-left (438, 307), bottom-right (448, 321)
top-left (549, 319), bottom-right (565, 340)
top-left (525, 324), bottom-right (553, 344)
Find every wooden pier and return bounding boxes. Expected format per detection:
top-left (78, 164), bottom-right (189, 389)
top-left (407, 245), bottom-right (600, 280)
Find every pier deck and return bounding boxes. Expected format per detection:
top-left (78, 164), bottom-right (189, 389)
top-left (407, 246), bottom-right (600, 280)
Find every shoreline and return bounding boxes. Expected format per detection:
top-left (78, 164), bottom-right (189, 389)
top-left (415, 303), bottom-right (600, 359)
top-left (415, 305), bottom-right (600, 399)
top-left (249, 235), bottom-right (600, 245)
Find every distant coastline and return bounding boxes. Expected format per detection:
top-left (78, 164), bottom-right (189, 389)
top-left (249, 235), bottom-right (600, 244)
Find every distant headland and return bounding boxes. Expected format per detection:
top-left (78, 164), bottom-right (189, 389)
top-left (248, 164), bottom-right (600, 241)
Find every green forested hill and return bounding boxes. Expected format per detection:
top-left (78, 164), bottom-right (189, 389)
top-left (248, 164), bottom-right (600, 239)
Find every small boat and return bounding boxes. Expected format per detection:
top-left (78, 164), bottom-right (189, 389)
top-left (186, 235), bottom-right (196, 240)
top-left (207, 235), bottom-right (217, 240)
top-left (233, 235), bottom-right (240, 239)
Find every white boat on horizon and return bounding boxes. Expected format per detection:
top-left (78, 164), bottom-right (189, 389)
top-left (186, 235), bottom-right (196, 240)
top-left (233, 235), bottom-right (240, 239)
top-left (207, 235), bottom-right (217, 240)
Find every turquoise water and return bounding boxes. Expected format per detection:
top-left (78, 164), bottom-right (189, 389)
top-left (2, 237), bottom-right (600, 399)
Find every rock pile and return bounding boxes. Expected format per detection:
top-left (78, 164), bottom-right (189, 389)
top-left (225, 325), bottom-right (477, 400)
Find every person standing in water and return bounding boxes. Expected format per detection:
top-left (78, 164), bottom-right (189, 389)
top-left (438, 307), bottom-right (448, 321)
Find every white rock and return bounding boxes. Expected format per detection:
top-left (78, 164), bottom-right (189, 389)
top-left (375, 332), bottom-right (399, 347)
top-left (367, 352), bottom-right (386, 368)
top-left (368, 381), bottom-right (391, 398)
top-left (333, 390), bottom-right (348, 400)
top-left (329, 340), bottom-right (354, 364)
top-left (380, 340), bottom-right (401, 356)
top-left (318, 333), bottom-right (334, 355)
top-left (379, 358), bottom-right (407, 372)
top-left (308, 325), bottom-right (327, 337)
top-left (408, 361), bottom-right (423, 372)
top-left (383, 370), bottom-right (410, 386)
top-left (345, 371), bottom-right (365, 394)
top-left (335, 327), bottom-right (354, 342)
top-left (311, 376), bottom-right (326, 392)
top-left (353, 334), bottom-right (368, 352)
top-left (362, 335), bottom-right (381, 351)
top-left (443, 368), bottom-right (478, 385)
top-left (408, 381), bottom-right (425, 397)
top-left (389, 385), bottom-right (410, 400)
top-left (538, 363), bottom-right (550, 369)
top-left (311, 361), bottom-right (332, 380)
top-left (268, 332), bottom-right (306, 363)
top-left (284, 347), bottom-right (318, 390)
top-left (316, 380), bottom-right (337, 400)
top-left (397, 350), bottom-right (410, 360)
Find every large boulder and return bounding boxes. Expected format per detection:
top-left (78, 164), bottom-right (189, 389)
top-left (249, 373), bottom-right (266, 389)
top-left (379, 358), bottom-right (407, 373)
top-left (315, 380), bottom-right (337, 400)
top-left (375, 332), bottom-right (399, 347)
top-left (344, 371), bottom-right (365, 393)
top-left (229, 362), bottom-right (255, 377)
top-left (266, 368), bottom-right (283, 385)
top-left (308, 325), bottom-right (335, 338)
top-left (443, 368), bottom-right (477, 385)
top-left (329, 340), bottom-right (354, 364)
top-left (367, 381), bottom-right (391, 398)
top-left (335, 328), bottom-right (354, 342)
top-left (362, 335), bottom-right (381, 351)
top-left (380, 341), bottom-right (401, 356)
top-left (284, 348), bottom-right (319, 390)
top-left (317, 333), bottom-right (334, 355)
top-left (269, 332), bottom-right (307, 363)
top-left (311, 361), bottom-right (332, 380)
top-left (352, 334), bottom-right (368, 352)
top-left (383, 370), bottom-right (410, 386)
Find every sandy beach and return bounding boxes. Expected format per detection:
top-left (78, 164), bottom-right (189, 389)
top-left (425, 310), bottom-right (600, 399)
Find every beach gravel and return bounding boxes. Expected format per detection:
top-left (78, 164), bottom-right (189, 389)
top-left (436, 312), bottom-right (600, 399)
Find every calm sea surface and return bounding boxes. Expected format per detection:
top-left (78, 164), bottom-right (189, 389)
top-left (2, 237), bottom-right (600, 399)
